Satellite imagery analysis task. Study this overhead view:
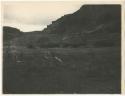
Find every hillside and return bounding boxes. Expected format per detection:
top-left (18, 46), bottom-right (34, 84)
top-left (3, 26), bottom-right (24, 46)
top-left (3, 5), bottom-right (121, 48)
top-left (3, 5), bottom-right (121, 94)
top-left (41, 5), bottom-right (121, 47)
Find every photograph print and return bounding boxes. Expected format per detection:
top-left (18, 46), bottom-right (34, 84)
top-left (2, 1), bottom-right (121, 94)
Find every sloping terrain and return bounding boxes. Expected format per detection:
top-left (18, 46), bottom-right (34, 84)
top-left (4, 5), bottom-right (121, 48)
top-left (3, 26), bottom-right (24, 46)
top-left (3, 5), bottom-right (121, 94)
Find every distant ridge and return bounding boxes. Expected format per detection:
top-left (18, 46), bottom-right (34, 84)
top-left (3, 5), bottom-right (121, 48)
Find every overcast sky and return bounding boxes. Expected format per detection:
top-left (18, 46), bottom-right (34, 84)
top-left (2, 1), bottom-right (84, 32)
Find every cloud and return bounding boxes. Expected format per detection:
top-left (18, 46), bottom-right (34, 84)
top-left (2, 1), bottom-right (84, 31)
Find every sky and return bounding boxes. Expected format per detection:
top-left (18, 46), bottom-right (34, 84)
top-left (2, 1), bottom-right (84, 32)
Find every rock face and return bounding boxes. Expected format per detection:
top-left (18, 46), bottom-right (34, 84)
top-left (42, 5), bottom-right (121, 47)
top-left (3, 5), bottom-right (121, 48)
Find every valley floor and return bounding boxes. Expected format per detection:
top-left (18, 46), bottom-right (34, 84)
top-left (3, 47), bottom-right (121, 94)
